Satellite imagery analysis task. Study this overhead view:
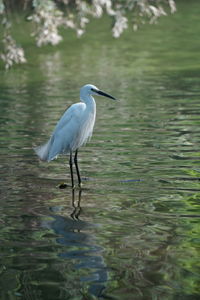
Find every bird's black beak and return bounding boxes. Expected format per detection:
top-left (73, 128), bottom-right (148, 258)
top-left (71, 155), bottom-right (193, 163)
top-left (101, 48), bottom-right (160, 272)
top-left (92, 88), bottom-right (116, 100)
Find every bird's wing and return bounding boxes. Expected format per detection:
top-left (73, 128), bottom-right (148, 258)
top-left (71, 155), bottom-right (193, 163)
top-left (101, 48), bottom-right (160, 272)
top-left (53, 102), bottom-right (86, 133)
top-left (46, 102), bottom-right (86, 160)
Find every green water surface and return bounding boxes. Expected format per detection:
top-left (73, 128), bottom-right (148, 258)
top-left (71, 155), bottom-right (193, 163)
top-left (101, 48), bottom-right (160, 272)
top-left (0, 1), bottom-right (200, 299)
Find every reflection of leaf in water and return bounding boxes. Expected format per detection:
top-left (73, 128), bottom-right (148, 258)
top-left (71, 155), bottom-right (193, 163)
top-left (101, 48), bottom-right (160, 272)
top-left (58, 183), bottom-right (68, 189)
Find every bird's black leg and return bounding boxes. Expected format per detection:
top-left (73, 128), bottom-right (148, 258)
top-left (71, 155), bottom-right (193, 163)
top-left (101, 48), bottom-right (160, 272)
top-left (74, 149), bottom-right (81, 187)
top-left (69, 151), bottom-right (75, 188)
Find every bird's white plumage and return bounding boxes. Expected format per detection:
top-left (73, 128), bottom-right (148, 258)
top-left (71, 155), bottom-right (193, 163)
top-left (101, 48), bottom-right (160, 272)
top-left (34, 83), bottom-right (116, 188)
top-left (34, 84), bottom-right (97, 162)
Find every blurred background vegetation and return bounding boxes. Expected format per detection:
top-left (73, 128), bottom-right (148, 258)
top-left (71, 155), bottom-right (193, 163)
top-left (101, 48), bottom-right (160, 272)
top-left (0, 0), bottom-right (176, 69)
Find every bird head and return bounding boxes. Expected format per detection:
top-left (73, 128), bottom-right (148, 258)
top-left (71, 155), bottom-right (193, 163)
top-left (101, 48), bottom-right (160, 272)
top-left (80, 84), bottom-right (116, 100)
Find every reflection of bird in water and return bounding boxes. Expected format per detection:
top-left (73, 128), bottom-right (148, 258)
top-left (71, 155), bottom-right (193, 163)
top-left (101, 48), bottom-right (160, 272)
top-left (70, 188), bottom-right (82, 220)
top-left (35, 84), bottom-right (116, 188)
top-left (46, 189), bottom-right (108, 298)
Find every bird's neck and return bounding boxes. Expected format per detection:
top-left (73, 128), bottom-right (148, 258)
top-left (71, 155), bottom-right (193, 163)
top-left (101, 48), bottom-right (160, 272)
top-left (81, 95), bottom-right (96, 112)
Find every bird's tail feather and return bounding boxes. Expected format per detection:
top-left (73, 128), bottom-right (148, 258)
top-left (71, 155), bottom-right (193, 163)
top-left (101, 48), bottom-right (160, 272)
top-left (34, 139), bottom-right (52, 162)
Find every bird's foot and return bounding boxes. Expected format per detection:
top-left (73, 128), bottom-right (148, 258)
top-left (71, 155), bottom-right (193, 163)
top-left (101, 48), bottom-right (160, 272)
top-left (71, 183), bottom-right (82, 190)
top-left (78, 182), bottom-right (83, 189)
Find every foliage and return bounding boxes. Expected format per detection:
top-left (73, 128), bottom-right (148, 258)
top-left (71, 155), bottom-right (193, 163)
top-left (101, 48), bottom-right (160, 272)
top-left (0, 0), bottom-right (176, 68)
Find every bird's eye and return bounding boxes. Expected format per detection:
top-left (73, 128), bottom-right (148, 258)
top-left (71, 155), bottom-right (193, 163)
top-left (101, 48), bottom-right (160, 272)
top-left (91, 88), bottom-right (99, 93)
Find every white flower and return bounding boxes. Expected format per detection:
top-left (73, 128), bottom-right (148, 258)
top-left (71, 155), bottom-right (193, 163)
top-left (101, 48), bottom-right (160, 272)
top-left (112, 10), bottom-right (128, 38)
top-left (77, 28), bottom-right (85, 37)
top-left (168, 0), bottom-right (177, 13)
top-left (1, 34), bottom-right (26, 69)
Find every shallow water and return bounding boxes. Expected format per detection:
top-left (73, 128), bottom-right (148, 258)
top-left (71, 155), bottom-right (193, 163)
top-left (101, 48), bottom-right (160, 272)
top-left (0, 1), bottom-right (200, 299)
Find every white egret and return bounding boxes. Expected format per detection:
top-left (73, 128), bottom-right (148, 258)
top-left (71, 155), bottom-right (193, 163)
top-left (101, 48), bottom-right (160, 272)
top-left (34, 84), bottom-right (116, 188)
